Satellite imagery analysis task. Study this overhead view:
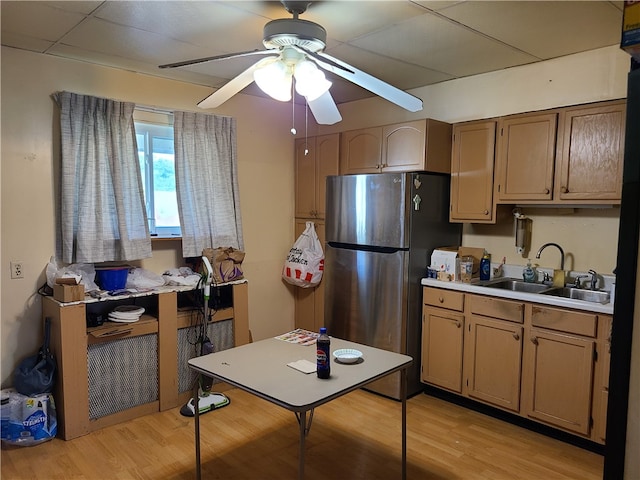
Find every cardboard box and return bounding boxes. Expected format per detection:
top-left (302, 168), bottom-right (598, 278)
top-left (430, 246), bottom-right (486, 281)
top-left (430, 247), bottom-right (459, 281)
top-left (53, 284), bottom-right (85, 303)
top-left (622, 1), bottom-right (640, 61)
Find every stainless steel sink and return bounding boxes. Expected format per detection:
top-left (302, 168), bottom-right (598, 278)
top-left (540, 287), bottom-right (610, 304)
top-left (482, 279), bottom-right (550, 294)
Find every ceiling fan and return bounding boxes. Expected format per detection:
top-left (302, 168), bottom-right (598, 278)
top-left (159, 1), bottom-right (423, 125)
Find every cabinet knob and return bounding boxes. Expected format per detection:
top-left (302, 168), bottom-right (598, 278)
top-left (531, 336), bottom-right (539, 345)
top-left (544, 188), bottom-right (550, 194)
top-left (483, 210), bottom-right (489, 215)
top-left (513, 333), bottom-right (520, 341)
top-left (455, 321), bottom-right (461, 328)
top-left (561, 186), bottom-right (568, 193)
top-left (438, 297), bottom-right (444, 303)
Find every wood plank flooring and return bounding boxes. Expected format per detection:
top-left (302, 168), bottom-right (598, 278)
top-left (1, 388), bottom-right (603, 479)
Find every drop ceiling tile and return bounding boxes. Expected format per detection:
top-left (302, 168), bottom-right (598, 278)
top-left (350, 10), bottom-right (539, 78)
top-left (302, 1), bottom-right (428, 43)
top-left (438, 1), bottom-right (623, 59)
top-left (55, 17), bottom-right (218, 66)
top-left (48, 42), bottom-right (230, 87)
top-left (0, 31), bottom-right (55, 53)
top-left (0, 1), bottom-right (89, 42)
top-left (95, 1), bottom-right (267, 53)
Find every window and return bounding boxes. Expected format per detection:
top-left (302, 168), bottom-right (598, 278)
top-left (135, 119), bottom-right (181, 237)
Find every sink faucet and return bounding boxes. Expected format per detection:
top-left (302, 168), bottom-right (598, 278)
top-left (588, 269), bottom-right (598, 290)
top-left (535, 243), bottom-right (565, 270)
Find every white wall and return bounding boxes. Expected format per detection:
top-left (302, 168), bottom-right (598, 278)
top-left (1, 44), bottom-right (631, 381)
top-left (0, 47), bottom-right (298, 386)
top-left (320, 45), bottom-right (629, 274)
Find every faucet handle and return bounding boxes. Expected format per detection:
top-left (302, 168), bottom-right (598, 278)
top-left (588, 269), bottom-right (598, 290)
top-left (571, 275), bottom-right (589, 289)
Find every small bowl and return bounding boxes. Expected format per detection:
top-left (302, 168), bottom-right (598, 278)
top-left (333, 348), bottom-right (363, 364)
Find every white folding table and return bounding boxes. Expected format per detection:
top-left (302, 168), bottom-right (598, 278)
top-left (188, 336), bottom-right (413, 480)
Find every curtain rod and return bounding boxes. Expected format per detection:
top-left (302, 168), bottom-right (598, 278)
top-left (135, 104), bottom-right (174, 116)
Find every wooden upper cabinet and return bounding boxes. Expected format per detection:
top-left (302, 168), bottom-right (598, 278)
top-left (495, 112), bottom-right (557, 202)
top-left (339, 127), bottom-right (382, 174)
top-left (340, 119), bottom-right (452, 175)
top-left (382, 119), bottom-right (452, 173)
top-left (555, 100), bottom-right (626, 202)
top-left (295, 134), bottom-right (339, 219)
top-left (450, 120), bottom-right (497, 223)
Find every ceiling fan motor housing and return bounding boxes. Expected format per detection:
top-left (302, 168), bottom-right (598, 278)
top-left (263, 18), bottom-right (327, 52)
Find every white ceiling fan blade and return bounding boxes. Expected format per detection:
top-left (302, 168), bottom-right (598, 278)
top-left (307, 90), bottom-right (342, 125)
top-left (312, 51), bottom-right (423, 112)
top-left (197, 61), bottom-right (263, 109)
top-left (160, 49), bottom-right (277, 69)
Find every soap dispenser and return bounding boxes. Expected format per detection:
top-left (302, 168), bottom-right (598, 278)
top-left (523, 260), bottom-right (536, 283)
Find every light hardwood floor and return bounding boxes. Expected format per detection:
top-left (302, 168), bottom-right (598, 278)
top-left (1, 388), bottom-right (603, 479)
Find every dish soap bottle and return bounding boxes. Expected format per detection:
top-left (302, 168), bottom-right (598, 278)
top-left (523, 260), bottom-right (536, 283)
top-left (480, 252), bottom-right (491, 281)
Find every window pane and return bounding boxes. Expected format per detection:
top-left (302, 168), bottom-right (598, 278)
top-left (134, 120), bottom-right (180, 236)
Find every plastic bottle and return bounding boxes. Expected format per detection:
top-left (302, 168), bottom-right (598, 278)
top-left (480, 252), bottom-right (491, 281)
top-left (316, 327), bottom-right (331, 379)
top-left (523, 260), bottom-right (536, 283)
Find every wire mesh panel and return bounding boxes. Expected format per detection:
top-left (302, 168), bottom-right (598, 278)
top-left (177, 319), bottom-right (234, 394)
top-left (88, 333), bottom-right (159, 419)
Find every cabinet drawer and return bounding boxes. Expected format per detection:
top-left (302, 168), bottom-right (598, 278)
top-left (423, 287), bottom-right (464, 312)
top-left (531, 305), bottom-right (597, 337)
top-left (469, 295), bottom-right (524, 323)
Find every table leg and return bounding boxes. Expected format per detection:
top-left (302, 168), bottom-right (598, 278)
top-left (298, 409), bottom-right (307, 480)
top-left (401, 367), bottom-right (407, 480)
top-left (194, 382), bottom-right (201, 480)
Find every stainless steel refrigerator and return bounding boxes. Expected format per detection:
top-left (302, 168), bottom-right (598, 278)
top-left (324, 172), bottom-right (462, 400)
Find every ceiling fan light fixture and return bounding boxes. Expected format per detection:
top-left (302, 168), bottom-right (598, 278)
top-left (254, 58), bottom-right (293, 102)
top-left (294, 60), bottom-right (331, 101)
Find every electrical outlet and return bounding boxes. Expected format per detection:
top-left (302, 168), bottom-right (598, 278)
top-left (11, 261), bottom-right (24, 279)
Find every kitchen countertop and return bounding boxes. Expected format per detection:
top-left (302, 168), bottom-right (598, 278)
top-left (421, 277), bottom-right (614, 315)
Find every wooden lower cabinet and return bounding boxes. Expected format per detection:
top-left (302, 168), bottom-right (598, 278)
top-left (421, 307), bottom-right (465, 393)
top-left (294, 219), bottom-right (325, 332)
top-left (521, 327), bottom-right (594, 436)
top-left (421, 286), bottom-right (610, 444)
top-left (465, 315), bottom-right (523, 412)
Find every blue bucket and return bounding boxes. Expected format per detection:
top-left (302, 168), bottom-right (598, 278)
top-left (95, 267), bottom-right (129, 291)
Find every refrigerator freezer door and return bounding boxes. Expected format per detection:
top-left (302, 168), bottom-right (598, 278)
top-left (324, 244), bottom-right (407, 397)
top-left (325, 173), bottom-right (409, 248)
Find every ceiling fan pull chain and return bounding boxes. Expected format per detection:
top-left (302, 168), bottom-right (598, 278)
top-left (304, 97), bottom-right (309, 155)
top-left (291, 80), bottom-right (297, 135)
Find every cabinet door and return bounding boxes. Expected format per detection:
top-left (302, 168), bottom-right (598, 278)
top-left (496, 113), bottom-right (557, 201)
top-left (295, 137), bottom-right (317, 218)
top-left (556, 100), bottom-right (626, 202)
top-left (450, 120), bottom-right (496, 223)
top-left (592, 315), bottom-right (612, 444)
top-left (294, 219), bottom-right (326, 332)
top-left (382, 120), bottom-right (425, 172)
top-left (465, 315), bottom-right (523, 412)
top-left (522, 328), bottom-right (595, 435)
top-left (340, 127), bottom-right (382, 174)
top-left (421, 306), bottom-right (464, 393)
top-left (314, 134), bottom-right (339, 219)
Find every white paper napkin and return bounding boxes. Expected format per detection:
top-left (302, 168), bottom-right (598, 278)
top-left (287, 359), bottom-right (317, 374)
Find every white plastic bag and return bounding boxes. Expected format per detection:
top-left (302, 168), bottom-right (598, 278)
top-left (282, 222), bottom-right (324, 288)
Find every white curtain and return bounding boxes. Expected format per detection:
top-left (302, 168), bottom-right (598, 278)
top-left (173, 111), bottom-right (243, 258)
top-left (56, 92), bottom-right (151, 263)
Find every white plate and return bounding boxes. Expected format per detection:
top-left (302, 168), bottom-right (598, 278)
top-left (333, 348), bottom-right (363, 364)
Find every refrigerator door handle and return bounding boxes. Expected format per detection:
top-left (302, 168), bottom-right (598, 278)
top-left (412, 194), bottom-right (421, 211)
